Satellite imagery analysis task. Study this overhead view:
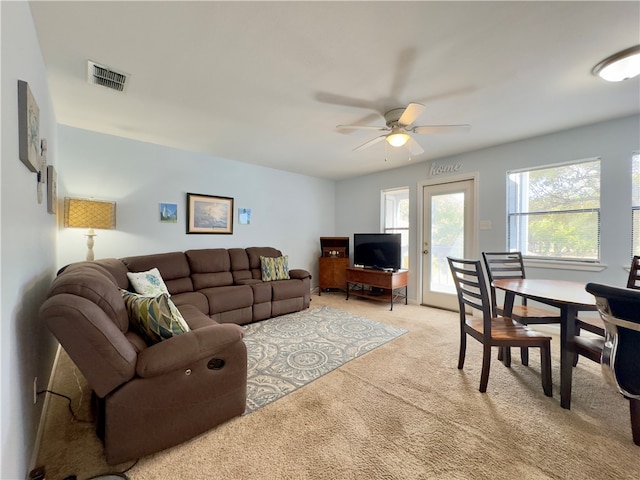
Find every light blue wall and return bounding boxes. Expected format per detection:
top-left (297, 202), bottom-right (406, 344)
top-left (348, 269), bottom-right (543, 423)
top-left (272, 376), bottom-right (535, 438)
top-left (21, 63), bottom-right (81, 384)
top-left (1, 2), bottom-right (59, 478)
top-left (336, 115), bottom-right (640, 302)
top-left (56, 126), bottom-right (337, 279)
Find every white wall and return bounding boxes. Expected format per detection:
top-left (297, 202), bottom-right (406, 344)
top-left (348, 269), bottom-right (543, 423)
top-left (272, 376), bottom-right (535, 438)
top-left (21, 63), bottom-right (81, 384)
top-left (57, 125), bottom-right (336, 280)
top-left (336, 115), bottom-right (640, 302)
top-left (1, 2), bottom-right (59, 478)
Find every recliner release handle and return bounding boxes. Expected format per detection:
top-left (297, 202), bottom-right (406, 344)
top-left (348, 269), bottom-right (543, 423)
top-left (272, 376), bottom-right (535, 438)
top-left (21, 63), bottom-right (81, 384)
top-left (207, 358), bottom-right (225, 370)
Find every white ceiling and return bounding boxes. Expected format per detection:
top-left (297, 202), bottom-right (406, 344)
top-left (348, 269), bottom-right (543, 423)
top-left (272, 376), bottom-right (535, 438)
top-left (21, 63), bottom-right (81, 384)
top-left (29, 1), bottom-right (640, 180)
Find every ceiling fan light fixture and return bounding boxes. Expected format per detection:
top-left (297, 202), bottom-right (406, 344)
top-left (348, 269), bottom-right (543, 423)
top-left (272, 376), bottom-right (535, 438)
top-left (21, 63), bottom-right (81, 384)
top-left (386, 132), bottom-right (410, 147)
top-left (592, 45), bottom-right (640, 82)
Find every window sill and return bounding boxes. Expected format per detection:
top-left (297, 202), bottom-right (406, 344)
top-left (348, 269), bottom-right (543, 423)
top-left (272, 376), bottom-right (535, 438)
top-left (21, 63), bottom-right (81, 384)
top-left (523, 258), bottom-right (607, 272)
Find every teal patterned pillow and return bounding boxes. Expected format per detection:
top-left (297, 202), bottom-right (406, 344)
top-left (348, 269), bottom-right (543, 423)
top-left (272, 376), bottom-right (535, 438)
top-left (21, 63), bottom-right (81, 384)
top-left (121, 290), bottom-right (190, 344)
top-left (260, 255), bottom-right (290, 281)
top-left (126, 268), bottom-right (171, 297)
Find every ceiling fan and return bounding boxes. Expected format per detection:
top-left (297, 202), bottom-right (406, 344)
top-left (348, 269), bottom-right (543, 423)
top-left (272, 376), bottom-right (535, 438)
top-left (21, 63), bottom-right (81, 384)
top-left (337, 103), bottom-right (470, 155)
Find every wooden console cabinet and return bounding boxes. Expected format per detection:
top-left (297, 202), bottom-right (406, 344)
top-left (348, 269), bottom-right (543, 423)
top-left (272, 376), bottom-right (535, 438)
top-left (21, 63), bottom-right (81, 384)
top-left (318, 237), bottom-right (349, 295)
top-left (318, 257), bottom-right (349, 294)
top-left (346, 267), bottom-right (408, 310)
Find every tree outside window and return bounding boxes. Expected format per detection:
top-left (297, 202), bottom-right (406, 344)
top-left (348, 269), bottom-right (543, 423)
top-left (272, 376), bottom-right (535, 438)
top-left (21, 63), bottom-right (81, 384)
top-left (508, 158), bottom-right (601, 261)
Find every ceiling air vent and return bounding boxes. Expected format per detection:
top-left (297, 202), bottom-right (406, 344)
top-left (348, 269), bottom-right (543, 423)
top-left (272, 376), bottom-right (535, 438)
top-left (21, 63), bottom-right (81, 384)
top-left (87, 61), bottom-right (129, 92)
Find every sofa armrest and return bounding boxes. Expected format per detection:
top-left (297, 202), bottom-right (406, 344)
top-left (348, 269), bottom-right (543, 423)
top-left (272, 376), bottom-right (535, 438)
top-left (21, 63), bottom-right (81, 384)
top-left (289, 269), bottom-right (311, 280)
top-left (136, 323), bottom-right (245, 378)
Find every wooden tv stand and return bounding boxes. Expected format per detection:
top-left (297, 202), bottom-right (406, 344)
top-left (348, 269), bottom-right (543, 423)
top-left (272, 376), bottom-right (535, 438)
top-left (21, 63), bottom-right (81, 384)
top-left (345, 267), bottom-right (408, 311)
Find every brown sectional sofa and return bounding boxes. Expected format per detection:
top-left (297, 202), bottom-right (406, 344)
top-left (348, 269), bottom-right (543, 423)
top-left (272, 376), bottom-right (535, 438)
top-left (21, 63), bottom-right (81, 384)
top-left (39, 246), bottom-right (311, 464)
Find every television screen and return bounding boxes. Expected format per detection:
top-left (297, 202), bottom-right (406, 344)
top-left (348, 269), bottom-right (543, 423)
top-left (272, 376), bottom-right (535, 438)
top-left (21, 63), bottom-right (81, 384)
top-left (353, 233), bottom-right (401, 271)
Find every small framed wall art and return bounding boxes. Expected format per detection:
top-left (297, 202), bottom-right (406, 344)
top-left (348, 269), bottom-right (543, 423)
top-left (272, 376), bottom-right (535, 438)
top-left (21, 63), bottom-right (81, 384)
top-left (186, 193), bottom-right (234, 234)
top-left (160, 203), bottom-right (178, 223)
top-left (17, 80), bottom-right (40, 172)
top-left (239, 208), bottom-right (251, 225)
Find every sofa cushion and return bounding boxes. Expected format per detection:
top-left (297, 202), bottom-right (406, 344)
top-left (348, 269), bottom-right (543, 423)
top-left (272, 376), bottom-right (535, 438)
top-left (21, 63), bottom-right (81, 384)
top-left (122, 252), bottom-right (194, 295)
top-left (229, 248), bottom-right (252, 283)
top-left (246, 247), bottom-right (282, 279)
top-left (260, 255), bottom-right (290, 281)
top-left (200, 285), bottom-right (253, 315)
top-left (271, 278), bottom-right (305, 300)
top-left (121, 290), bottom-right (190, 344)
top-left (126, 268), bottom-right (171, 297)
top-left (186, 249), bottom-right (234, 289)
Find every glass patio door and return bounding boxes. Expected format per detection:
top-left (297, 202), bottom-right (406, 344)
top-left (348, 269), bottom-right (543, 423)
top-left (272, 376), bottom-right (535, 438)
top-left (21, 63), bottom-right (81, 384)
top-left (421, 178), bottom-right (476, 310)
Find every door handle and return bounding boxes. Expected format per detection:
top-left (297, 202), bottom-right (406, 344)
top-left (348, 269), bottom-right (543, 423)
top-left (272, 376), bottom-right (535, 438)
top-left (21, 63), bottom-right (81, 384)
top-left (423, 249), bottom-right (429, 254)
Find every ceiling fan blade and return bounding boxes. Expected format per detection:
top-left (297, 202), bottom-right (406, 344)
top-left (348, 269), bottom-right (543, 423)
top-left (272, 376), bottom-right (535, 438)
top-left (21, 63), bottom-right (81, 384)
top-left (412, 124), bottom-right (471, 134)
top-left (353, 135), bottom-right (387, 152)
top-left (398, 103), bottom-right (426, 126)
top-left (337, 124), bottom-right (388, 132)
top-left (406, 137), bottom-right (424, 155)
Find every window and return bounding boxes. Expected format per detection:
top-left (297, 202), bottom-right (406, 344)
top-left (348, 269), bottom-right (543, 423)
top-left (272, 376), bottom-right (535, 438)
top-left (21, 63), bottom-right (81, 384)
top-left (632, 152), bottom-right (640, 256)
top-left (507, 158), bottom-right (601, 262)
top-left (382, 188), bottom-right (409, 269)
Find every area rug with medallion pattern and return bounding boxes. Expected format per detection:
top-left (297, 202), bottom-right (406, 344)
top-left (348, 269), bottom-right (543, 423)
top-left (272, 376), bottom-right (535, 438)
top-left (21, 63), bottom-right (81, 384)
top-left (242, 305), bottom-right (407, 413)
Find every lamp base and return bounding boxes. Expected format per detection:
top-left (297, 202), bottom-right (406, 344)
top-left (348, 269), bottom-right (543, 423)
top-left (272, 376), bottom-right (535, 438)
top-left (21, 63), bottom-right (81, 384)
top-left (85, 228), bottom-right (96, 261)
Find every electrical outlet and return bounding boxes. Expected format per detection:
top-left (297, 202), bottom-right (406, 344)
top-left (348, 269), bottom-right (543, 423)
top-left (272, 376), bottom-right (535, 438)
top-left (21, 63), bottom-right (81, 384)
top-left (33, 377), bottom-right (38, 404)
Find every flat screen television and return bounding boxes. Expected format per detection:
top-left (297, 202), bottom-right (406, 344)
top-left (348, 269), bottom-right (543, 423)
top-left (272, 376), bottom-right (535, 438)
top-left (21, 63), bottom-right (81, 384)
top-left (353, 233), bottom-right (402, 271)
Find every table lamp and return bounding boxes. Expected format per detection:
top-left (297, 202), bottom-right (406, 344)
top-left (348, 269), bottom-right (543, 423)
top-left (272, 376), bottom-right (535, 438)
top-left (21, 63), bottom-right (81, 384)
top-left (64, 197), bottom-right (116, 261)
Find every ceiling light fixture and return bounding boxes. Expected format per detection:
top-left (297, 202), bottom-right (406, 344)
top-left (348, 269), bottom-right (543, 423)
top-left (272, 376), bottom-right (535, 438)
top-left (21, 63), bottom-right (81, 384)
top-left (386, 132), bottom-right (410, 147)
top-left (592, 45), bottom-right (640, 82)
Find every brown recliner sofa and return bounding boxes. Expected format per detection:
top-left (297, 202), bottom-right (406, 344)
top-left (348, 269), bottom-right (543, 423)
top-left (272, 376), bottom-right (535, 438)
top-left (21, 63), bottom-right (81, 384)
top-left (39, 247), bottom-right (311, 464)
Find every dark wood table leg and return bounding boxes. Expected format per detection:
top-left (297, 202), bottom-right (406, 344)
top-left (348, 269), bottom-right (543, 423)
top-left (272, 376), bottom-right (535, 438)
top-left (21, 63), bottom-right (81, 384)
top-left (560, 305), bottom-right (578, 409)
top-left (501, 292), bottom-right (516, 365)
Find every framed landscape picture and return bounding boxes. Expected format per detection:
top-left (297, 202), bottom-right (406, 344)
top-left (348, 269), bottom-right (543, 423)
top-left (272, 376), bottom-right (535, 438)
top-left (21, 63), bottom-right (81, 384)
top-left (187, 193), bottom-right (233, 234)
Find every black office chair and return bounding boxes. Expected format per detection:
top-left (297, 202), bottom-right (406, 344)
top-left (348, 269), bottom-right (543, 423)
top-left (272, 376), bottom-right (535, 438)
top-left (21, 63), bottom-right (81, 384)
top-left (585, 282), bottom-right (640, 446)
top-left (447, 257), bottom-right (552, 396)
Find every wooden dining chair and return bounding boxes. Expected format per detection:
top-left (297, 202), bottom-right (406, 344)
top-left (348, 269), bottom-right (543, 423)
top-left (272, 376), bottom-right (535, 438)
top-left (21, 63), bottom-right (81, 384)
top-left (627, 255), bottom-right (640, 289)
top-left (447, 256), bottom-right (552, 396)
top-left (482, 251), bottom-right (561, 365)
top-left (482, 252), bottom-right (561, 324)
top-left (585, 282), bottom-right (640, 446)
top-left (574, 256), bottom-right (640, 364)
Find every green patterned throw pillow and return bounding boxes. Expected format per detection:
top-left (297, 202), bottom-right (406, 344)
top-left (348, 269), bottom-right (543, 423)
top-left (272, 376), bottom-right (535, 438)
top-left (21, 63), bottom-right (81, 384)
top-left (260, 255), bottom-right (290, 281)
top-left (126, 268), bottom-right (171, 297)
top-left (121, 290), bottom-right (190, 344)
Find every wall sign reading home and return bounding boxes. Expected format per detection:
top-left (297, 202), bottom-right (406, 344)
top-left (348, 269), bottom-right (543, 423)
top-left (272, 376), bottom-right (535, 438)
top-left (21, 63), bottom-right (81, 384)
top-left (186, 193), bottom-right (234, 234)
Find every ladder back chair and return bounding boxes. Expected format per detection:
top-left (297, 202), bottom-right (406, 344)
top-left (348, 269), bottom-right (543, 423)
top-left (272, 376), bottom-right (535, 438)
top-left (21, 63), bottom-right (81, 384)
top-left (585, 283), bottom-right (640, 446)
top-left (447, 257), bottom-right (552, 396)
top-left (627, 255), bottom-right (640, 289)
top-left (574, 256), bottom-right (640, 364)
top-left (482, 251), bottom-right (561, 365)
top-left (482, 252), bottom-right (561, 324)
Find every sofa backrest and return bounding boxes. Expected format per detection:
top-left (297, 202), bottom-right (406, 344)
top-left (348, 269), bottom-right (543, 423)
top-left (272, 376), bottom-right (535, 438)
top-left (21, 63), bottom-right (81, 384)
top-left (228, 248), bottom-right (253, 283)
top-left (246, 247), bottom-right (283, 280)
top-left (185, 249), bottom-right (234, 289)
top-left (41, 265), bottom-right (137, 397)
top-left (122, 252), bottom-right (194, 294)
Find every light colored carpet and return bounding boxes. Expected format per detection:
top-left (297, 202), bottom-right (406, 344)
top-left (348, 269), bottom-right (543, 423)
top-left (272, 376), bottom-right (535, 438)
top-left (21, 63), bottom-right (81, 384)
top-left (244, 305), bottom-right (406, 413)
top-left (36, 293), bottom-right (640, 479)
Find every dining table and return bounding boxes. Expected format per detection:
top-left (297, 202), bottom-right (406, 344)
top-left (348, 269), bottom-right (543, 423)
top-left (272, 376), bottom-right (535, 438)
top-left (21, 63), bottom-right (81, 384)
top-left (492, 278), bottom-right (598, 410)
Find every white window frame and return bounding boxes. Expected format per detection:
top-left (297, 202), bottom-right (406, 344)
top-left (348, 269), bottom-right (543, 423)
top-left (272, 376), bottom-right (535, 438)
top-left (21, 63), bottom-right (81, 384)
top-left (381, 187), bottom-right (410, 269)
top-left (507, 157), bottom-right (604, 271)
top-left (632, 152), bottom-right (640, 257)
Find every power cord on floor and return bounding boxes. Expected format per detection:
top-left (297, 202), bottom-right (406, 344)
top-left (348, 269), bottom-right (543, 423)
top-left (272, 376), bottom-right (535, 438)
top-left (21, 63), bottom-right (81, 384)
top-left (37, 389), bottom-right (93, 423)
top-left (84, 458), bottom-right (138, 479)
